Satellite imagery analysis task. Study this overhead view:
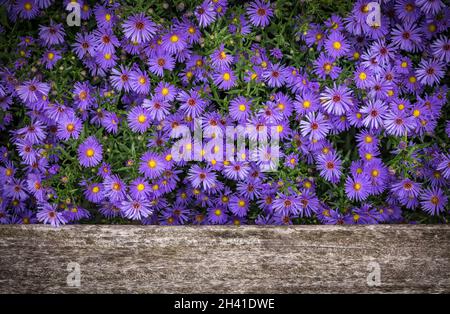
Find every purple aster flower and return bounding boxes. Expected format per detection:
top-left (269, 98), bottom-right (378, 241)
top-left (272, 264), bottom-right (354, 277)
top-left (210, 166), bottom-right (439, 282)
top-left (188, 165), bottom-right (217, 190)
top-left (345, 174), bottom-right (371, 202)
top-left (83, 182), bottom-right (105, 204)
top-left (300, 112), bottom-right (331, 141)
top-left (36, 203), bottom-right (66, 227)
top-left (207, 206), bottom-right (228, 224)
top-left (420, 187), bottom-right (448, 215)
top-left (154, 81), bottom-right (177, 102)
top-left (195, 0), bottom-right (217, 28)
top-left (15, 139), bottom-right (37, 165)
top-left (143, 97), bottom-right (171, 122)
top-left (121, 198), bottom-right (153, 220)
top-left (361, 99), bottom-right (388, 130)
top-left (415, 59), bottom-right (445, 86)
top-left (72, 32), bottom-right (95, 59)
top-left (122, 13), bottom-right (156, 44)
top-left (391, 179), bottom-right (422, 199)
top-left (416, 0), bottom-right (445, 15)
top-left (16, 78), bottom-right (50, 104)
top-left (148, 51), bottom-right (175, 77)
top-left (93, 28), bottom-right (119, 54)
top-left (384, 110), bottom-right (415, 137)
top-left (104, 175), bottom-right (127, 202)
top-left (73, 81), bottom-right (96, 110)
top-left (16, 120), bottom-right (46, 145)
top-left (162, 29), bottom-right (187, 54)
top-left (177, 89), bottom-right (207, 118)
top-left (14, 0), bottom-right (40, 19)
top-left (272, 193), bottom-right (300, 216)
top-left (431, 36), bottom-right (450, 63)
top-left (139, 151), bottom-right (165, 179)
top-left (213, 67), bottom-right (237, 90)
top-left (320, 84), bottom-right (353, 115)
top-left (57, 115), bottom-right (82, 140)
top-left (325, 31), bottom-right (350, 59)
top-left (262, 63), bottom-right (287, 88)
top-left (78, 136), bottom-right (103, 168)
top-left (223, 161), bottom-right (250, 181)
top-left (246, 0), bottom-right (273, 27)
top-left (41, 49), bottom-right (61, 69)
top-left (294, 90), bottom-right (320, 115)
top-left (129, 69), bottom-right (150, 95)
top-left (229, 195), bottom-right (249, 217)
top-left (391, 22), bottom-right (423, 53)
top-left (110, 65), bottom-right (132, 92)
top-left (316, 151), bottom-right (343, 184)
top-left (127, 105), bottom-right (151, 133)
top-left (229, 96), bottom-right (251, 122)
top-left (210, 44), bottom-right (234, 69)
top-left (354, 65), bottom-right (374, 89)
top-left (313, 53), bottom-right (341, 79)
top-left (39, 21), bottom-right (65, 46)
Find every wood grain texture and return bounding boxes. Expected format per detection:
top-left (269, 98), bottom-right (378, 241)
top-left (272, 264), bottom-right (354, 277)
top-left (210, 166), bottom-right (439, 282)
top-left (0, 225), bottom-right (449, 293)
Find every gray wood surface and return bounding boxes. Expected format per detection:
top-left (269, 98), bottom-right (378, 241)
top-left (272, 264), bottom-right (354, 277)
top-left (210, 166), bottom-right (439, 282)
top-left (0, 225), bottom-right (449, 293)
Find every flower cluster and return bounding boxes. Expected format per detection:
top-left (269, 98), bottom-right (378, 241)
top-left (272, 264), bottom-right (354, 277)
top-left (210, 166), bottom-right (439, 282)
top-left (0, 0), bottom-right (449, 227)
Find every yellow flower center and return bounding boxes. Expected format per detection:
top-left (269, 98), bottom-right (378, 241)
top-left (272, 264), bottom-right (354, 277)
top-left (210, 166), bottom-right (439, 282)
top-left (66, 123), bottom-right (75, 132)
top-left (92, 186), bottom-right (100, 193)
top-left (104, 53), bottom-right (111, 60)
top-left (353, 52), bottom-right (360, 60)
top-left (138, 114), bottom-right (147, 123)
top-left (359, 72), bottom-right (367, 80)
top-left (24, 2), bottom-right (32, 10)
top-left (303, 100), bottom-right (311, 108)
top-left (86, 149), bottom-right (95, 157)
top-left (413, 109), bottom-right (420, 117)
top-left (398, 104), bottom-right (405, 110)
top-left (223, 72), bottom-right (231, 81)
top-left (365, 135), bottom-right (372, 143)
top-left (137, 183), bottom-right (145, 191)
top-left (170, 35), bottom-right (179, 43)
top-left (409, 76), bottom-right (416, 83)
top-left (333, 41), bottom-right (341, 50)
top-left (372, 170), bottom-right (379, 177)
top-left (148, 159), bottom-right (157, 168)
top-left (161, 87), bottom-right (169, 96)
top-left (276, 125), bottom-right (283, 133)
top-left (165, 154), bottom-right (172, 161)
top-left (138, 76), bottom-right (146, 85)
top-left (214, 209), bottom-right (222, 216)
top-left (353, 183), bottom-right (362, 191)
top-left (47, 52), bottom-right (55, 60)
top-left (238, 200), bottom-right (246, 207)
top-left (239, 104), bottom-right (246, 112)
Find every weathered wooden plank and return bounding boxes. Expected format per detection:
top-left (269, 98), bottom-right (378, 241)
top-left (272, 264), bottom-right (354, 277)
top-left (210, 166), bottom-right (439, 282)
top-left (0, 225), bottom-right (449, 293)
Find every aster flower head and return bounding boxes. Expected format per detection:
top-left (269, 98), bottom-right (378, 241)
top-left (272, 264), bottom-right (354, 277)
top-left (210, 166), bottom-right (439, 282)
top-left (188, 165), bottom-right (218, 191)
top-left (300, 112), bottom-right (331, 141)
top-left (162, 29), bottom-right (187, 54)
top-left (246, 0), bottom-right (274, 27)
top-left (213, 67), bottom-right (237, 90)
top-left (325, 31), bottom-right (350, 59)
top-left (121, 198), bottom-right (153, 220)
top-left (360, 99), bottom-right (388, 130)
top-left (127, 105), bottom-right (151, 134)
top-left (36, 203), bottom-right (67, 227)
top-left (57, 115), bottom-right (82, 140)
top-left (210, 44), bottom-right (234, 69)
top-left (129, 69), bottom-right (150, 95)
top-left (177, 89), bottom-right (207, 118)
top-left (39, 21), bottom-right (65, 46)
top-left (148, 51), bottom-right (175, 77)
top-left (420, 187), bottom-right (448, 215)
top-left (78, 136), bottom-right (103, 168)
top-left (195, 0), bottom-right (217, 28)
top-left (345, 174), bottom-right (371, 201)
top-left (316, 151), bottom-right (343, 184)
top-left (122, 13), bottom-right (156, 44)
top-left (229, 96), bottom-right (251, 122)
top-left (262, 63), bottom-right (287, 88)
top-left (16, 78), bottom-right (50, 105)
top-left (415, 59), bottom-right (445, 86)
top-left (139, 151), bottom-right (165, 179)
top-left (320, 84), bottom-right (354, 116)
